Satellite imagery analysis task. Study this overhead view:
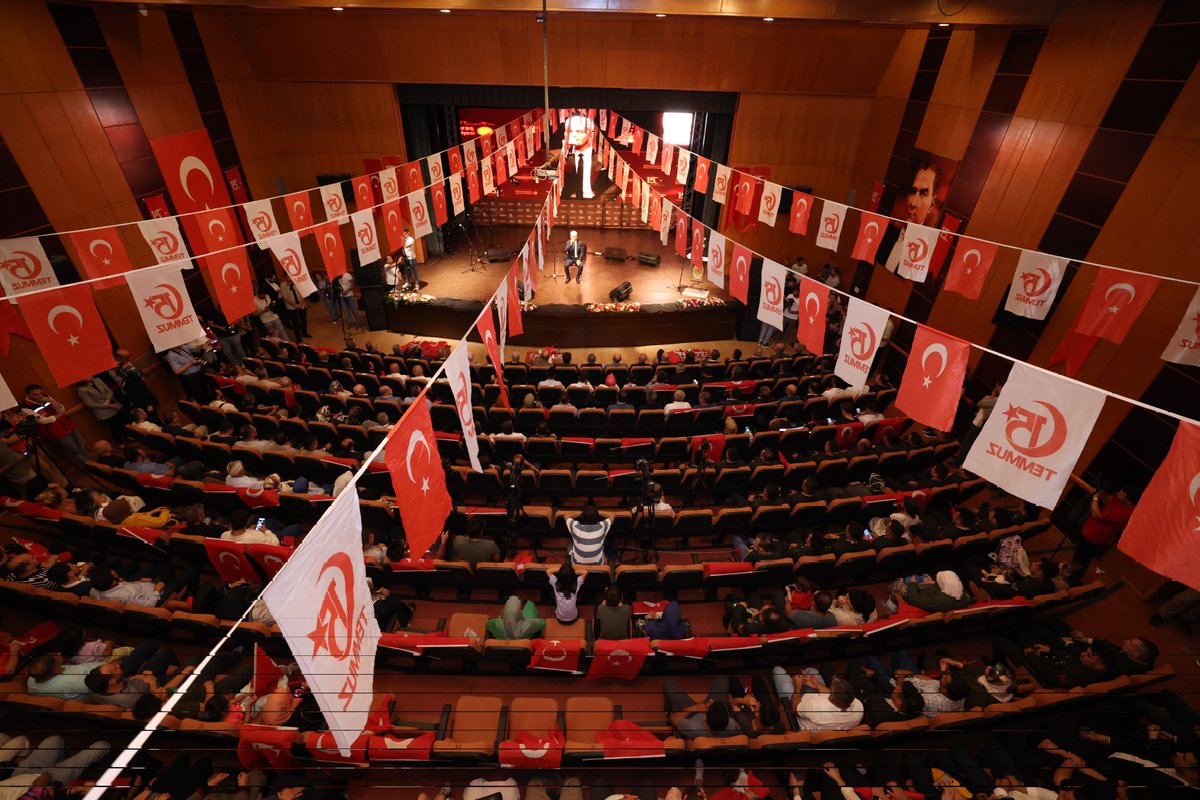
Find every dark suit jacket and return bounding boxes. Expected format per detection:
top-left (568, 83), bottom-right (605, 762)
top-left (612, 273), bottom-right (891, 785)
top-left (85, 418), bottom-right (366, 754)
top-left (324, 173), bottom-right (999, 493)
top-left (565, 239), bottom-right (587, 264)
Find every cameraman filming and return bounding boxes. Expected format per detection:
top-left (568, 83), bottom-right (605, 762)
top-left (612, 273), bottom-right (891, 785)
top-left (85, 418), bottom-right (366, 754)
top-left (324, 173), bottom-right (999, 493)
top-left (1074, 483), bottom-right (1138, 570)
top-left (19, 384), bottom-right (89, 466)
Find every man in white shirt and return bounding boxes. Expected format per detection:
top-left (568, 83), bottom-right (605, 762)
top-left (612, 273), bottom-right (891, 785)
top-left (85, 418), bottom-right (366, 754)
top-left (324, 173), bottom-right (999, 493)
top-left (772, 669), bottom-right (864, 731)
top-left (225, 460), bottom-right (274, 490)
top-left (338, 272), bottom-right (362, 328)
top-left (663, 390), bottom-right (692, 415)
top-left (538, 369), bottom-right (565, 389)
top-left (382, 256), bottom-right (400, 289)
top-left (234, 426), bottom-right (273, 451)
top-left (221, 518), bottom-right (280, 546)
top-left (401, 227), bottom-right (419, 289)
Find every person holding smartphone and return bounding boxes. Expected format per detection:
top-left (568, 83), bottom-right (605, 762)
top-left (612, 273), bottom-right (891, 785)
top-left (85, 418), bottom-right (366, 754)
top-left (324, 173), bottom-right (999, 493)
top-left (19, 384), bottom-right (89, 466)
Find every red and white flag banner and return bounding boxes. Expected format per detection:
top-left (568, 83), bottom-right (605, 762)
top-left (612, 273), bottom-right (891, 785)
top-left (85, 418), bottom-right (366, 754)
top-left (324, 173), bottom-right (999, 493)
top-left (713, 164), bottom-right (731, 205)
top-left (675, 149), bottom-right (690, 184)
top-left (850, 212), bottom-right (888, 263)
top-left (150, 130), bottom-right (230, 215)
top-left (137, 218), bottom-right (191, 266)
top-left (796, 276), bottom-right (829, 356)
top-left (963, 362), bottom-right (1105, 508)
top-left (426, 154), bottom-right (445, 186)
top-left (706, 231), bottom-right (726, 288)
top-left (646, 134), bottom-right (659, 166)
top-left (402, 162), bottom-right (424, 194)
top-left (943, 237), bottom-right (998, 300)
top-left (587, 639), bottom-right (652, 681)
top-left (733, 172), bottom-right (756, 216)
top-left (757, 181), bottom-right (782, 227)
top-left (67, 228), bottom-right (133, 286)
top-left (312, 220), bottom-right (348, 279)
top-left (789, 191), bottom-right (813, 236)
top-left (351, 175), bottom-right (375, 211)
top-left (895, 223), bottom-right (939, 283)
top-left (261, 485), bottom-right (380, 757)
top-left (658, 199), bottom-right (672, 247)
top-left (385, 397), bottom-right (453, 561)
top-left (350, 209), bottom-right (381, 264)
top-left (690, 220), bottom-right (705, 271)
top-left (894, 325), bottom-right (970, 432)
top-left (125, 264), bottom-right (206, 352)
top-left (505, 264), bottom-right (523, 336)
top-left (815, 200), bottom-right (847, 252)
top-left (16, 282), bottom-right (116, 395)
top-left (284, 191), bottom-right (313, 231)
top-left (835, 298), bottom-right (890, 388)
top-left (379, 167), bottom-right (401, 203)
top-left (204, 536), bottom-right (259, 585)
top-left (407, 191), bottom-right (434, 238)
top-left (449, 174), bottom-right (466, 218)
top-left (500, 731), bottom-right (564, 770)
top-left (1118, 421), bottom-right (1200, 591)
top-left (194, 208), bottom-right (240, 255)
top-left (530, 638), bottom-right (583, 672)
top-left (661, 142), bottom-right (674, 174)
top-left (477, 305), bottom-right (509, 408)
top-left (1073, 268), bottom-right (1159, 343)
top-left (482, 157), bottom-right (496, 196)
top-left (266, 232), bottom-right (316, 298)
top-left (729, 243), bottom-right (752, 304)
top-left (380, 200), bottom-right (405, 253)
top-left (1004, 250), bottom-right (1066, 320)
top-left (320, 184), bottom-right (349, 221)
top-left (463, 139), bottom-right (478, 167)
top-left (444, 343), bottom-right (482, 472)
top-left (203, 249), bottom-right (256, 323)
top-left (242, 200), bottom-right (281, 243)
top-left (757, 258), bottom-right (788, 329)
top-left (1161, 286), bottom-right (1200, 366)
top-left (693, 157), bottom-right (711, 194)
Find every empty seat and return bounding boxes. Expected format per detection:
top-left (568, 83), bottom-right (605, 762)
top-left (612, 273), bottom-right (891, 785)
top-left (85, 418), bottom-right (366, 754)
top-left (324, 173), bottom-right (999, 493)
top-left (432, 696), bottom-right (504, 760)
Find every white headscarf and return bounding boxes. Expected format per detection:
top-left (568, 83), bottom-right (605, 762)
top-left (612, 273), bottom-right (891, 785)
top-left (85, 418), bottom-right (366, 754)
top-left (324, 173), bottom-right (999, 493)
top-left (935, 570), bottom-right (964, 600)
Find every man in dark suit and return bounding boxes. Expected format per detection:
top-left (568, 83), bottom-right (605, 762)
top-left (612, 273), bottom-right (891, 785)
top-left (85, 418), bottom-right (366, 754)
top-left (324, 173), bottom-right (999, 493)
top-left (564, 230), bottom-right (587, 284)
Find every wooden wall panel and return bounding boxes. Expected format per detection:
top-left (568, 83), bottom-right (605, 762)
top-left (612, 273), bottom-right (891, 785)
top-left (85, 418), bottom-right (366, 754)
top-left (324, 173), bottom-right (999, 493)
top-left (917, 28), bottom-right (1009, 160)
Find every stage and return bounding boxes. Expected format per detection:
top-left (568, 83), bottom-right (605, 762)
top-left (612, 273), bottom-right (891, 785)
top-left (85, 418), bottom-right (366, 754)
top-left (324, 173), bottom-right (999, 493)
top-left (389, 224), bottom-right (741, 347)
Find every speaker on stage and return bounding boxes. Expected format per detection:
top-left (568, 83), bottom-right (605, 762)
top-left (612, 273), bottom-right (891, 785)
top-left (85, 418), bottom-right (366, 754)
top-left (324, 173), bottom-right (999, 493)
top-left (604, 247), bottom-right (627, 262)
top-left (486, 247), bottom-right (515, 263)
top-left (360, 286), bottom-right (390, 331)
top-left (356, 262), bottom-right (382, 287)
top-left (637, 252), bottom-right (661, 267)
top-left (609, 281), bottom-right (633, 302)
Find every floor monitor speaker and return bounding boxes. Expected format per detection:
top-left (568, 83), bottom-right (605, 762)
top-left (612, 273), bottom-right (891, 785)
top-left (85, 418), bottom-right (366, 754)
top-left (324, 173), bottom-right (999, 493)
top-left (609, 281), bottom-right (633, 302)
top-left (604, 247), bottom-right (628, 262)
top-left (637, 252), bottom-right (661, 267)
top-left (485, 247), bottom-right (515, 263)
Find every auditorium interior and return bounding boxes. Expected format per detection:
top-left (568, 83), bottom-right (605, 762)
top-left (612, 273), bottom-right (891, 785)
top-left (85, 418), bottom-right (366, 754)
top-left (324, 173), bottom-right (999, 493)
top-left (0, 1), bottom-right (1199, 799)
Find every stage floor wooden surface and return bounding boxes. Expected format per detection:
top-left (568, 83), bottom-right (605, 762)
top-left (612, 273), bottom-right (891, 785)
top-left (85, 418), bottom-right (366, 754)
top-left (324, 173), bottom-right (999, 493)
top-left (414, 225), bottom-right (727, 307)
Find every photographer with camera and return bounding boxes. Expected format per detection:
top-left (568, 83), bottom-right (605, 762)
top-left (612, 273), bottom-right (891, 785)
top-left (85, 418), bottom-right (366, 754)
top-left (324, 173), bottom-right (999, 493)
top-left (18, 385), bottom-right (89, 466)
top-left (1074, 484), bottom-right (1138, 570)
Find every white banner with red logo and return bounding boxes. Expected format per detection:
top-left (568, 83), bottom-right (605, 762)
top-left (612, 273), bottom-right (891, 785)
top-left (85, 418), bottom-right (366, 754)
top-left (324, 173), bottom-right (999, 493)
top-left (894, 223), bottom-right (939, 282)
top-left (757, 182), bottom-right (782, 227)
top-left (124, 264), bottom-right (206, 352)
top-left (444, 343), bottom-right (482, 472)
top-left (815, 201), bottom-right (847, 252)
top-left (1003, 250), bottom-right (1066, 320)
top-left (266, 232), bottom-right (316, 297)
top-left (407, 192), bottom-right (434, 238)
top-left (659, 199), bottom-right (672, 247)
top-left (320, 184), bottom-right (349, 221)
top-left (713, 164), bottom-right (731, 205)
top-left (242, 200), bottom-right (281, 243)
top-left (137, 218), bottom-right (190, 266)
top-left (379, 167), bottom-right (401, 202)
top-left (835, 298), bottom-right (890, 388)
top-left (449, 174), bottom-right (466, 218)
top-left (0, 237), bottom-right (59, 296)
top-left (963, 363), bottom-right (1105, 508)
top-left (261, 485), bottom-right (380, 757)
top-left (756, 258), bottom-right (788, 329)
top-left (1162, 286), bottom-right (1200, 366)
top-left (706, 231), bottom-right (726, 288)
top-left (350, 209), bottom-right (381, 264)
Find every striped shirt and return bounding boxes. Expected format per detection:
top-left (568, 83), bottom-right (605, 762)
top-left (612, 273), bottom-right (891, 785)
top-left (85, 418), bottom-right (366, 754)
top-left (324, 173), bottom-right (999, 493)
top-left (906, 676), bottom-right (965, 716)
top-left (566, 518), bottom-right (612, 565)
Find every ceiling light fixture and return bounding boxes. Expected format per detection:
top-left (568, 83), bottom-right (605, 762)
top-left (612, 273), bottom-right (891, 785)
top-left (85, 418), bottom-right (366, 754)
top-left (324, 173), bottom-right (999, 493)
top-left (440, 7), bottom-right (452, 11)
top-left (937, 21), bottom-right (950, 26)
top-left (763, 17), bottom-right (774, 22)
top-left (655, 13), bottom-right (666, 17)
top-left (332, 6), bottom-right (344, 10)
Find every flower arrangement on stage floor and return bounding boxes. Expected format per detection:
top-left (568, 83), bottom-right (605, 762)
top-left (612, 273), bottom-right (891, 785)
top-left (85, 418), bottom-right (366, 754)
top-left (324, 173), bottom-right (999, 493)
top-left (585, 301), bottom-right (641, 313)
top-left (388, 290), bottom-right (436, 305)
top-left (521, 301), bottom-right (538, 312)
top-left (674, 297), bottom-right (728, 309)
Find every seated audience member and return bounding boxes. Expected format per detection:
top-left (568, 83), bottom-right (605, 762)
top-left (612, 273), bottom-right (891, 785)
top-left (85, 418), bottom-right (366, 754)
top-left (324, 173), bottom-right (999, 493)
top-left (489, 420), bottom-right (526, 442)
top-left (225, 460), bottom-right (278, 490)
top-left (548, 563), bottom-right (580, 624)
top-left (83, 641), bottom-right (186, 714)
top-left (88, 566), bottom-right (174, 607)
top-left (829, 589), bottom-right (878, 626)
top-left (994, 620), bottom-right (1158, 688)
top-left (643, 600), bottom-right (688, 640)
top-left (662, 677), bottom-right (745, 739)
top-left (724, 594), bottom-right (789, 635)
top-left (663, 390), bottom-right (691, 415)
top-left (981, 557), bottom-right (1061, 600)
top-left (596, 586), bottom-right (631, 640)
top-left (451, 517), bottom-right (502, 565)
top-left (772, 669), bottom-right (864, 731)
top-left (731, 532), bottom-right (785, 564)
top-left (844, 661), bottom-right (926, 728)
top-left (899, 571), bottom-right (975, 613)
top-left (566, 505), bottom-right (612, 565)
top-left (221, 509), bottom-right (281, 546)
top-left (91, 440), bottom-right (126, 468)
top-left (3, 553), bottom-right (63, 591)
top-left (25, 653), bottom-right (93, 699)
top-left (234, 425), bottom-right (272, 451)
top-left (486, 595), bottom-right (546, 640)
top-left (788, 590), bottom-right (837, 630)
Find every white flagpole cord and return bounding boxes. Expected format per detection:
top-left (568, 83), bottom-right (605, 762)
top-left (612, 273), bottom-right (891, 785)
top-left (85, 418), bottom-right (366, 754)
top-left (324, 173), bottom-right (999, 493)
top-left (79, 189), bottom-right (553, 800)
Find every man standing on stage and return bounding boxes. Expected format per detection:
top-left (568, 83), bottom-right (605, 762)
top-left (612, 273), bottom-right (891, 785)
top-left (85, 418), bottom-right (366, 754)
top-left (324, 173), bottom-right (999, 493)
top-left (401, 226), bottom-right (419, 290)
top-left (565, 230), bottom-right (587, 284)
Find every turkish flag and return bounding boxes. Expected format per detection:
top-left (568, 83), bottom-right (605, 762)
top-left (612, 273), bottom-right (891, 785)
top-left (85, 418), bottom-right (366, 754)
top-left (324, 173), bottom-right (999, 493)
top-left (506, 264), bottom-right (524, 336)
top-left (203, 537), bottom-right (260, 584)
top-left (929, 215), bottom-right (961, 280)
top-left (304, 731), bottom-right (370, 766)
top-left (895, 326), bottom-right (969, 432)
top-left (733, 172), bottom-right (756, 215)
top-left (466, 165), bottom-right (482, 203)
top-left (943, 237), bottom-right (998, 299)
top-left (851, 212), bottom-right (888, 263)
top-left (447, 147), bottom-right (463, 177)
top-left (367, 732), bottom-right (436, 762)
top-left (693, 157), bottom-right (711, 194)
top-left (17, 283), bottom-right (115, 387)
top-left (68, 227), bottom-right (133, 287)
top-left (224, 166), bottom-right (249, 204)
top-left (386, 397), bottom-right (453, 561)
top-left (790, 191), bottom-right (813, 235)
top-left (380, 200), bottom-right (405, 252)
top-left (477, 306), bottom-right (509, 408)
top-left (12, 621), bottom-right (61, 656)
top-left (236, 487), bottom-right (279, 508)
top-left (595, 720), bottom-right (665, 759)
top-left (1118, 421), bottom-right (1200, 591)
top-left (253, 643), bottom-right (284, 695)
top-left (796, 276), bottom-right (829, 356)
top-left (237, 725), bottom-right (299, 770)
top-left (431, 181), bottom-right (449, 226)
top-left (149, 130), bottom-right (231, 214)
top-left (403, 161), bottom-right (424, 193)
top-left (312, 220), bottom-right (348, 279)
top-left (193, 208), bottom-right (242, 256)
top-left (246, 542), bottom-right (294, 577)
top-left (530, 638), bottom-right (584, 672)
top-left (690, 221), bottom-right (705, 270)
top-left (144, 193), bottom-right (170, 219)
top-left (1073, 268), bottom-right (1159, 343)
top-left (351, 176), bottom-right (375, 211)
top-left (587, 638), bottom-right (652, 681)
top-left (729, 243), bottom-right (752, 304)
top-left (649, 192), bottom-right (662, 232)
top-left (500, 730), bottom-right (564, 769)
top-left (674, 211), bottom-right (688, 258)
top-left (284, 191), bottom-right (313, 232)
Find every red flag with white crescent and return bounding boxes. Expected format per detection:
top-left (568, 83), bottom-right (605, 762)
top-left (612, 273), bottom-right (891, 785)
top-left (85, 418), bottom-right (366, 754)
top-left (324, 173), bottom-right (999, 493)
top-left (203, 250), bottom-right (255, 323)
top-left (385, 397), bottom-right (453, 560)
top-left (246, 542), bottom-right (294, 577)
top-left (674, 211), bottom-right (688, 258)
top-left (67, 227), bottom-right (133, 288)
top-left (693, 157), bottom-right (711, 194)
top-left (851, 212), bottom-right (888, 263)
top-left (467, 165), bottom-right (482, 203)
top-left (500, 730), bottom-right (564, 769)
top-left (447, 147), bottom-right (463, 178)
top-left (1118, 421), bottom-right (1200, 592)
top-left (587, 638), bottom-right (652, 681)
top-left (789, 190), bottom-right (813, 235)
top-left (203, 537), bottom-right (260, 584)
top-left (895, 325), bottom-right (969, 432)
top-left (729, 243), bottom-right (752, 304)
top-left (477, 306), bottom-right (509, 408)
top-left (304, 731), bottom-right (370, 766)
top-left (431, 181), bottom-right (449, 226)
top-left (149, 130), bottom-right (232, 215)
top-left (402, 161), bottom-right (424, 193)
top-left (506, 264), bottom-right (524, 336)
top-left (796, 276), bottom-right (829, 356)
top-left (381, 200), bottom-right (405, 252)
top-left (367, 732), bottom-right (436, 762)
top-left (312, 220), bottom-right (348, 279)
top-left (690, 220), bottom-right (705, 271)
top-left (253, 643), bottom-right (284, 695)
top-left (733, 173), bottom-right (756, 215)
top-left (1073, 268), bottom-right (1159, 343)
top-left (351, 175), bottom-right (375, 211)
top-left (529, 638), bottom-right (583, 672)
top-left (943, 237), bottom-right (998, 300)
top-left (284, 191), bottom-right (313, 232)
top-left (16, 282), bottom-right (116, 386)
top-left (237, 725), bottom-right (299, 769)
top-left (595, 720), bottom-right (665, 759)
